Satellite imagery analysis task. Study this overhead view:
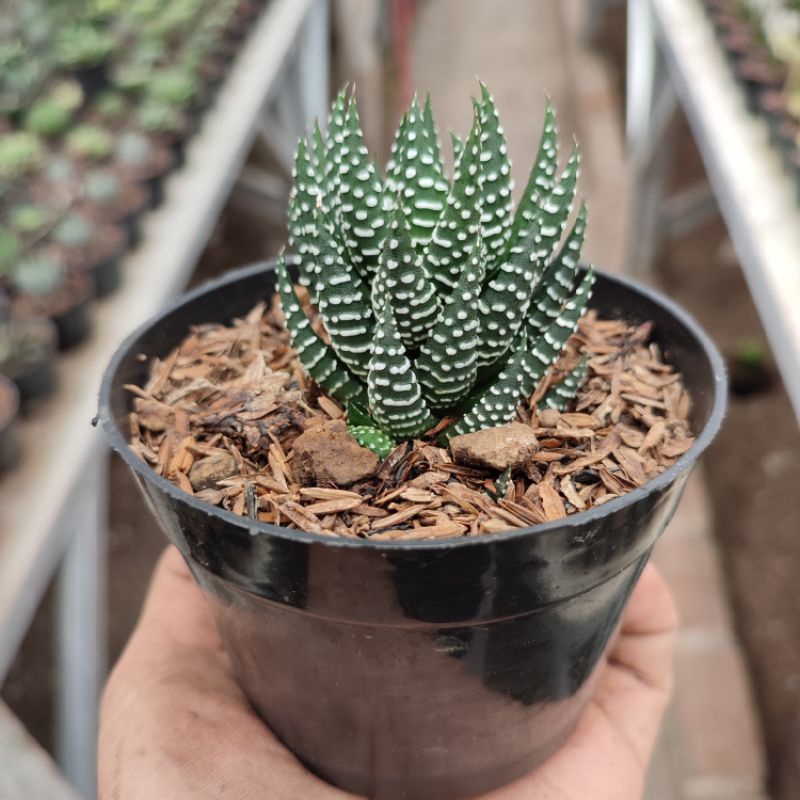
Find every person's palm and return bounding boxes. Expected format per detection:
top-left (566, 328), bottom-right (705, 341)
top-left (100, 547), bottom-right (677, 800)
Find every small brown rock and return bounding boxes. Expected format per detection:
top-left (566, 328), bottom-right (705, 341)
top-left (292, 419), bottom-right (380, 487)
top-left (449, 423), bottom-right (539, 472)
top-left (538, 408), bottom-right (561, 428)
top-left (188, 451), bottom-right (237, 490)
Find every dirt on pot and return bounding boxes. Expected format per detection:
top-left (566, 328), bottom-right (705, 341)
top-left (125, 294), bottom-right (695, 540)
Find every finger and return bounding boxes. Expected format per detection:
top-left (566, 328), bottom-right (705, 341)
top-left (590, 563), bottom-right (677, 771)
top-left (483, 564), bottom-right (678, 800)
top-left (610, 562), bottom-right (679, 693)
top-left (135, 545), bottom-right (223, 653)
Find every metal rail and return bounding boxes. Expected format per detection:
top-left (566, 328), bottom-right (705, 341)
top-left (627, 0), bottom-right (800, 425)
top-left (0, 1), bottom-right (329, 796)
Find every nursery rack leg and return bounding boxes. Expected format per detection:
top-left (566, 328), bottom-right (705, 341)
top-left (626, 0), bottom-right (679, 277)
top-left (55, 454), bottom-right (108, 800)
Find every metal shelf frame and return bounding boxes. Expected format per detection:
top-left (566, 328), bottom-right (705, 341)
top-left (627, 0), bottom-right (800, 425)
top-left (0, 1), bottom-right (329, 797)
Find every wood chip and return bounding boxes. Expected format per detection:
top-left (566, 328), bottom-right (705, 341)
top-left (540, 481), bottom-right (567, 520)
top-left (299, 487), bottom-right (362, 501)
top-left (303, 498), bottom-right (364, 515)
top-left (370, 505), bottom-right (421, 530)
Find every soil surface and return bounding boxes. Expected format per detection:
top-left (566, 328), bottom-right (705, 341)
top-left (126, 298), bottom-right (694, 539)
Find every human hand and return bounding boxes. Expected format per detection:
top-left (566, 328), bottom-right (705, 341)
top-left (99, 547), bottom-right (677, 800)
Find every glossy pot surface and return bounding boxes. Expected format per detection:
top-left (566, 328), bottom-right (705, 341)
top-left (99, 261), bottom-right (726, 799)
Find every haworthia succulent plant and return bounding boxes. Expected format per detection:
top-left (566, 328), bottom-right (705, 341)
top-left (279, 84), bottom-right (596, 446)
top-left (474, 83), bottom-right (514, 266)
top-left (368, 305), bottom-right (436, 439)
top-left (348, 425), bottom-right (396, 459)
top-left (337, 101), bottom-right (385, 275)
top-left (275, 254), bottom-right (365, 404)
top-left (393, 97), bottom-right (449, 249)
top-left (382, 206), bottom-right (440, 349)
top-left (542, 356), bottom-right (589, 411)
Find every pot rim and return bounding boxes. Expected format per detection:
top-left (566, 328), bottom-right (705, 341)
top-left (98, 260), bottom-right (727, 551)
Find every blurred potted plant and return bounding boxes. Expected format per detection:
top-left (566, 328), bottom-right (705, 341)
top-left (55, 21), bottom-right (115, 98)
top-left (50, 211), bottom-right (127, 297)
top-left (136, 99), bottom-right (190, 165)
top-left (0, 315), bottom-right (58, 407)
top-left (0, 132), bottom-right (44, 196)
top-left (0, 41), bottom-right (45, 117)
top-left (22, 80), bottom-right (85, 142)
top-left (0, 372), bottom-right (20, 472)
top-left (11, 251), bottom-right (93, 350)
top-left (65, 124), bottom-right (114, 163)
top-left (115, 130), bottom-right (174, 207)
top-left (0, 285), bottom-right (21, 470)
top-left (80, 167), bottom-right (150, 244)
top-left (0, 229), bottom-right (22, 290)
top-left (144, 67), bottom-right (203, 124)
top-left (99, 86), bottom-right (727, 800)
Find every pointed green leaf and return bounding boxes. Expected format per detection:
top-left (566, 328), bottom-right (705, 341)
top-left (450, 131), bottom-right (464, 164)
top-left (450, 342), bottom-right (531, 436)
top-left (388, 97), bottom-right (449, 249)
top-left (534, 146), bottom-right (581, 264)
top-left (422, 95), bottom-right (444, 175)
top-left (337, 101), bottom-right (386, 276)
top-left (416, 239), bottom-right (484, 408)
top-left (276, 254), bottom-right (366, 403)
top-left (528, 201), bottom-right (587, 333)
top-left (348, 424), bottom-right (396, 459)
top-left (386, 111), bottom-right (409, 193)
top-left (541, 356), bottom-right (589, 411)
top-left (475, 217), bottom-right (544, 369)
top-left (490, 466), bottom-right (513, 497)
top-left (287, 133), bottom-right (322, 296)
top-left (476, 83), bottom-right (514, 265)
top-left (453, 269), bottom-right (595, 436)
top-left (368, 307), bottom-right (437, 439)
top-left (425, 112), bottom-right (483, 292)
top-left (315, 212), bottom-right (375, 380)
top-left (322, 88), bottom-right (349, 209)
top-left (526, 268), bottom-right (595, 375)
top-left (510, 97), bottom-right (558, 241)
top-left (347, 400), bottom-right (375, 428)
top-left (382, 206), bottom-right (441, 348)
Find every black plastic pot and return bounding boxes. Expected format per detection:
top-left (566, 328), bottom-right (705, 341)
top-left (99, 261), bottom-right (726, 800)
top-left (90, 248), bottom-right (124, 298)
top-left (2, 318), bottom-right (58, 410)
top-left (52, 286), bottom-right (94, 351)
top-left (0, 374), bottom-right (20, 472)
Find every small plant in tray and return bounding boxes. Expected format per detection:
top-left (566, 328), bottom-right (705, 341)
top-left (65, 125), bottom-right (114, 162)
top-left (55, 22), bottom-right (114, 70)
top-left (0, 132), bottom-right (44, 181)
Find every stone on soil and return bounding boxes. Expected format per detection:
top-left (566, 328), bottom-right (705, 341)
top-left (189, 450), bottom-right (238, 490)
top-left (449, 422), bottom-right (539, 472)
top-left (292, 419), bottom-right (380, 487)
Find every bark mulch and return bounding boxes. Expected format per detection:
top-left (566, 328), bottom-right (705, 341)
top-left (126, 296), bottom-right (695, 539)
